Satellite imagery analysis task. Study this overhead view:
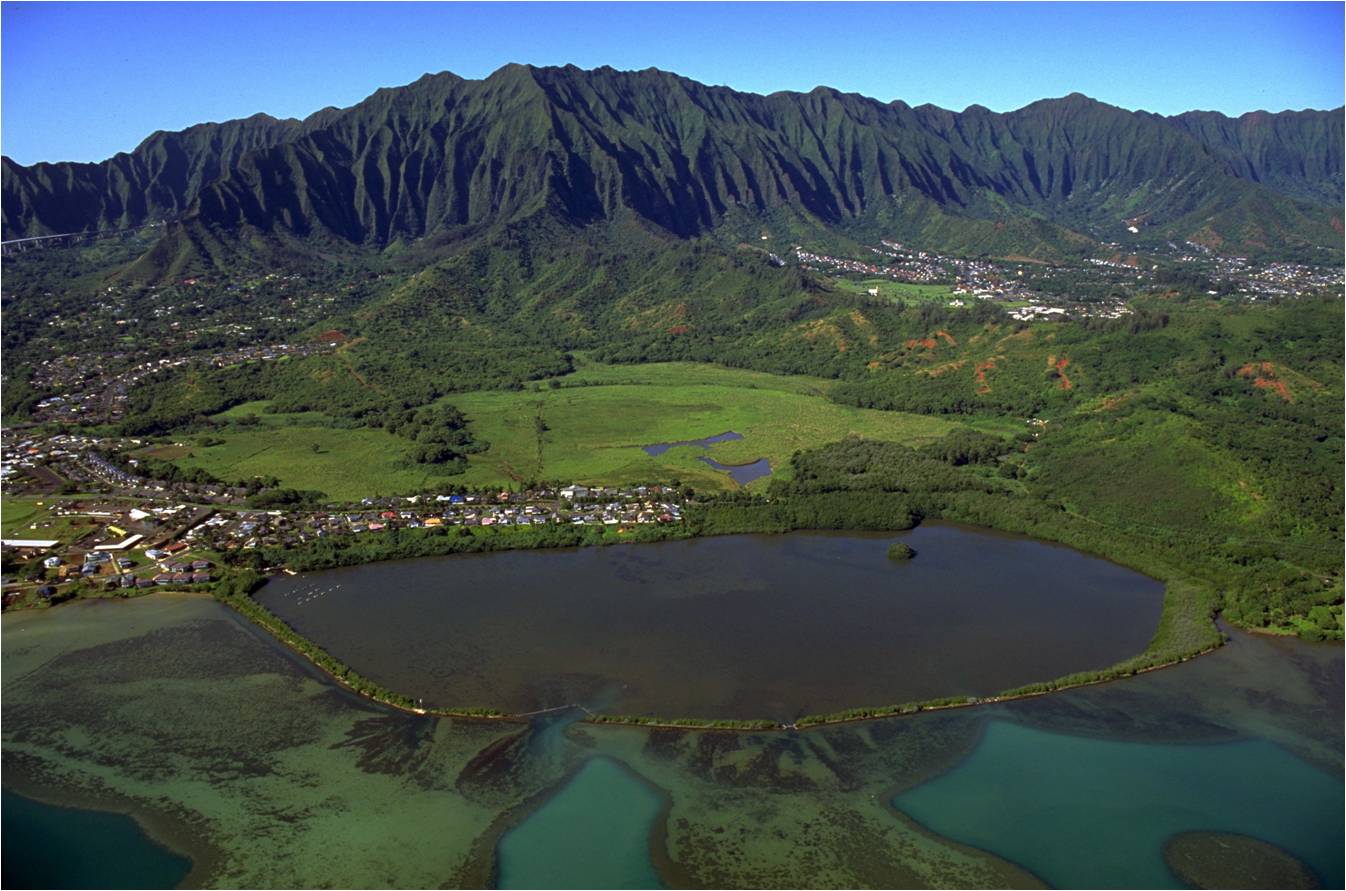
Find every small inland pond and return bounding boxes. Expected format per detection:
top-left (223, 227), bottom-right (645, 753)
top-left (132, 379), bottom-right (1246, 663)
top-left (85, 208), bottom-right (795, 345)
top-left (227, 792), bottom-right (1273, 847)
top-left (641, 430), bottom-right (744, 456)
top-left (697, 456), bottom-right (772, 485)
top-left (641, 430), bottom-right (772, 484)
top-left (256, 523), bottom-right (1165, 720)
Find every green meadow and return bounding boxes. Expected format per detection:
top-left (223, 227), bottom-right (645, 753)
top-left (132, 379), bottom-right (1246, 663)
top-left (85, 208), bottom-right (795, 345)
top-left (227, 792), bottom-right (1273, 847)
top-left (163, 364), bottom-right (1015, 498)
top-left (170, 406), bottom-right (436, 501)
top-left (1, 496), bottom-right (85, 544)
top-left (446, 362), bottom-right (1011, 489)
top-left (2, 497), bottom-right (52, 537)
top-left (827, 279), bottom-right (957, 302)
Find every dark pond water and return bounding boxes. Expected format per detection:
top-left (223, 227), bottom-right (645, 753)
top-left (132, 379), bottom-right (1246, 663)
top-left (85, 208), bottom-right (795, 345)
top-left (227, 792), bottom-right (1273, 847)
top-left (697, 456), bottom-right (772, 485)
top-left (641, 430), bottom-right (742, 457)
top-left (1, 788), bottom-right (192, 890)
top-left (257, 524), bottom-right (1165, 720)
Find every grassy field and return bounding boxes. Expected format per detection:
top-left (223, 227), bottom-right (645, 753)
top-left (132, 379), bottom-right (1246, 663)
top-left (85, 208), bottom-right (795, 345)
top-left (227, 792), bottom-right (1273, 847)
top-left (1, 496), bottom-right (85, 544)
top-left (446, 361), bottom-right (1014, 490)
top-left (211, 401), bottom-right (331, 425)
top-left (3, 496), bottom-right (59, 537)
top-left (829, 279), bottom-right (957, 303)
top-left (559, 360), bottom-right (837, 394)
top-left (171, 421), bottom-right (435, 502)
top-left (163, 362), bottom-right (1018, 498)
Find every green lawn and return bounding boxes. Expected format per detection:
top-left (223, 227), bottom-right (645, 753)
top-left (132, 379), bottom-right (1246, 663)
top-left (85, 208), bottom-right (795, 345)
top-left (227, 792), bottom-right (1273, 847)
top-left (559, 359), bottom-right (836, 395)
top-left (1, 496), bottom-right (83, 544)
top-left (211, 400), bottom-right (333, 426)
top-left (3, 496), bottom-right (55, 537)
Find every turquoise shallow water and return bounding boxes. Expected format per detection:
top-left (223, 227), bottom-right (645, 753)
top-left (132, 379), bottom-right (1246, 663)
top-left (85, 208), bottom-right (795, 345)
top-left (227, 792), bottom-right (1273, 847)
top-left (497, 757), bottom-right (665, 889)
top-left (1, 788), bottom-right (191, 889)
top-left (893, 719), bottom-right (1345, 889)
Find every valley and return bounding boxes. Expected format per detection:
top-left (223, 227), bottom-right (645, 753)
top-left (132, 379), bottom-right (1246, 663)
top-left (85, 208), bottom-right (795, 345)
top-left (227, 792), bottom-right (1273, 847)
top-left (1, 51), bottom-right (1342, 890)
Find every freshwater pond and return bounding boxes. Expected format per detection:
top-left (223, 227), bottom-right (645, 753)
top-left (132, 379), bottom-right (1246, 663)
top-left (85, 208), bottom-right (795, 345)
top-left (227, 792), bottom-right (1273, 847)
top-left (696, 456), bottom-right (771, 485)
top-left (641, 430), bottom-right (772, 484)
top-left (257, 523), bottom-right (1165, 720)
top-left (641, 431), bottom-right (743, 457)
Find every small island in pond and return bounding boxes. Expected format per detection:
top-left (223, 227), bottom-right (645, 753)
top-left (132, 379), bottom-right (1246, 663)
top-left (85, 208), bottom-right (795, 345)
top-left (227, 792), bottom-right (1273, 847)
top-left (888, 542), bottom-right (917, 561)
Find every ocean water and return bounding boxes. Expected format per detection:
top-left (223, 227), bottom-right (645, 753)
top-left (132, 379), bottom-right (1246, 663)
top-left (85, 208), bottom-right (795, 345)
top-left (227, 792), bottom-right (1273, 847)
top-left (497, 757), bottom-right (665, 889)
top-left (894, 720), bottom-right (1344, 888)
top-left (1, 788), bottom-right (191, 889)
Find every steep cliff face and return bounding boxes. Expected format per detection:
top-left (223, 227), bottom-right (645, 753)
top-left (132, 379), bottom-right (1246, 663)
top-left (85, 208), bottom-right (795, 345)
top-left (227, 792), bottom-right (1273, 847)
top-left (1, 112), bottom-right (331, 237)
top-left (1166, 107), bottom-right (1344, 206)
top-left (4, 64), bottom-right (1341, 259)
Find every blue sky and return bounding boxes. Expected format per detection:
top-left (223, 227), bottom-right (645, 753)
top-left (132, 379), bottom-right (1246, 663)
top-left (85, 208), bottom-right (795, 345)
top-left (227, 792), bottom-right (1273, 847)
top-left (3, 2), bottom-right (1342, 164)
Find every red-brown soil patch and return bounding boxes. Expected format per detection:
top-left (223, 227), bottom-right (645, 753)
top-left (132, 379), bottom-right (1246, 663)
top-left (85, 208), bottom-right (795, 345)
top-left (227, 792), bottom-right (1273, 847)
top-left (1236, 362), bottom-right (1293, 402)
top-left (921, 359), bottom-right (969, 378)
top-left (1253, 377), bottom-right (1292, 401)
top-left (906, 330), bottom-right (957, 352)
top-left (800, 319), bottom-right (848, 352)
top-left (974, 357), bottom-right (1000, 395)
top-left (1047, 354), bottom-right (1073, 390)
top-left (1101, 393), bottom-right (1130, 412)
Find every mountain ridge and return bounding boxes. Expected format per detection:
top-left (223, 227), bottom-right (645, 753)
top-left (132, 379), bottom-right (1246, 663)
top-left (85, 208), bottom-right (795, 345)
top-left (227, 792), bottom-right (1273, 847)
top-left (4, 64), bottom-right (1341, 263)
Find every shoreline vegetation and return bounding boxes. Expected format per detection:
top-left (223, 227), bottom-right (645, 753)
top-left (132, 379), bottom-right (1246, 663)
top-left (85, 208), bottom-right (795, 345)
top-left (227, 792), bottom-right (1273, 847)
top-left (204, 478), bottom-right (1232, 730)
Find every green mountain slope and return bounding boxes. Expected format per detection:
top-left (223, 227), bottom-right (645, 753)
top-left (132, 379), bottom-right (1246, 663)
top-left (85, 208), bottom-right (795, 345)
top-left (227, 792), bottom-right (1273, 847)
top-left (1166, 107), bottom-right (1345, 206)
top-left (4, 65), bottom-right (1340, 262)
top-left (0, 110), bottom-right (341, 237)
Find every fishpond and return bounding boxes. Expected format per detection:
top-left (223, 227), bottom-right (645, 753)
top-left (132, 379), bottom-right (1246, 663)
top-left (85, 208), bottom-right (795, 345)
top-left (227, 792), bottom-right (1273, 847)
top-left (257, 524), bottom-right (1166, 719)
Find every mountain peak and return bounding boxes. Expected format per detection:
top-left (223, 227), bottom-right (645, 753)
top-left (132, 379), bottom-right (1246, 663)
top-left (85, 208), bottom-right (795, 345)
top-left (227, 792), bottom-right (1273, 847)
top-left (3, 64), bottom-right (1341, 261)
